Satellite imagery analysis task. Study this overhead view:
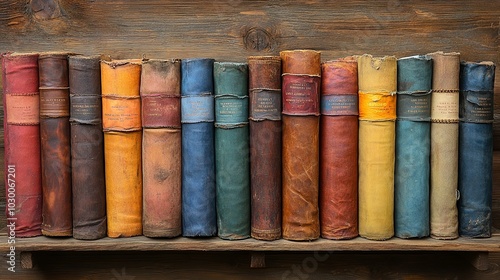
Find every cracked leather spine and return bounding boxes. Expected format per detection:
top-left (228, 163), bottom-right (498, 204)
top-left (2, 53), bottom-right (43, 237)
top-left (428, 51), bottom-right (460, 240)
top-left (214, 62), bottom-right (250, 240)
top-left (181, 58), bottom-right (217, 237)
top-left (141, 59), bottom-right (182, 238)
top-left (395, 55), bottom-right (432, 238)
top-left (101, 59), bottom-right (143, 238)
top-left (248, 56), bottom-right (282, 241)
top-left (458, 61), bottom-right (495, 238)
top-left (69, 55), bottom-right (106, 240)
top-left (280, 50), bottom-right (321, 241)
top-left (320, 57), bottom-right (359, 240)
top-left (358, 54), bottom-right (397, 241)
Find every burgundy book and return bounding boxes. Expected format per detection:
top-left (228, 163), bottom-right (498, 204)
top-left (39, 53), bottom-right (72, 237)
top-left (2, 53), bottom-right (43, 237)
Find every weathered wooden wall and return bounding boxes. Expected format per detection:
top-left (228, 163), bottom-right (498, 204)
top-left (0, 0), bottom-right (499, 279)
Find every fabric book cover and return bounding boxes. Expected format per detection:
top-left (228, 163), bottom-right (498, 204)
top-left (320, 57), bottom-right (359, 240)
top-left (2, 53), bottom-right (43, 237)
top-left (280, 50), bottom-right (321, 241)
top-left (69, 55), bottom-right (106, 240)
top-left (458, 60), bottom-right (495, 238)
top-left (357, 54), bottom-right (397, 240)
top-left (214, 62), bottom-right (250, 240)
top-left (141, 58), bottom-right (182, 238)
top-left (101, 59), bottom-right (143, 238)
top-left (395, 55), bottom-right (432, 238)
top-left (181, 58), bottom-right (217, 237)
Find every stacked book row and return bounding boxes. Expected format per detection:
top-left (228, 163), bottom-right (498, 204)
top-left (2, 50), bottom-right (495, 241)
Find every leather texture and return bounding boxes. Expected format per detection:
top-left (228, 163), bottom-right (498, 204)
top-left (214, 62), bottom-right (250, 240)
top-left (458, 61), bottom-right (495, 237)
top-left (248, 56), bottom-right (282, 240)
top-left (101, 59), bottom-right (142, 238)
top-left (280, 50), bottom-right (320, 241)
top-left (69, 55), bottom-right (106, 240)
top-left (2, 53), bottom-right (43, 237)
top-left (428, 51), bottom-right (460, 239)
top-left (357, 54), bottom-right (396, 240)
top-left (141, 59), bottom-right (182, 237)
top-left (38, 53), bottom-right (72, 237)
top-left (395, 55), bottom-right (432, 238)
top-left (320, 58), bottom-right (358, 240)
top-left (181, 58), bottom-right (216, 237)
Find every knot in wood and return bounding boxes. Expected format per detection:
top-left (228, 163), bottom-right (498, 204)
top-left (30, 0), bottom-right (62, 20)
top-left (243, 28), bottom-right (273, 51)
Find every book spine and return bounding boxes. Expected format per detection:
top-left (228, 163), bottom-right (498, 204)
top-left (458, 61), bottom-right (495, 237)
top-left (320, 57), bottom-right (358, 240)
top-left (395, 55), bottom-right (432, 238)
top-left (69, 55), bottom-right (106, 240)
top-left (358, 54), bottom-right (397, 240)
top-left (280, 50), bottom-right (321, 241)
top-left (428, 51), bottom-right (460, 239)
top-left (214, 62), bottom-right (250, 240)
top-left (181, 58), bottom-right (216, 237)
top-left (2, 53), bottom-right (42, 237)
top-left (101, 59), bottom-right (142, 238)
top-left (39, 53), bottom-right (72, 237)
top-left (141, 59), bottom-right (182, 238)
top-left (248, 56), bottom-right (282, 241)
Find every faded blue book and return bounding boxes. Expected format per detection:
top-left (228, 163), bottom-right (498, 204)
top-left (213, 62), bottom-right (250, 240)
top-left (395, 55), bottom-right (432, 238)
top-left (458, 61), bottom-right (495, 238)
top-left (181, 58), bottom-right (217, 237)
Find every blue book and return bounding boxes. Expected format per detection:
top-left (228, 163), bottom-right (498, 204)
top-left (181, 58), bottom-right (217, 237)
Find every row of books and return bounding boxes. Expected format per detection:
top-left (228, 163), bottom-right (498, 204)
top-left (2, 50), bottom-right (495, 241)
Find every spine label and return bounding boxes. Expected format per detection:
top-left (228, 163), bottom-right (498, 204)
top-left (431, 90), bottom-right (459, 122)
top-left (40, 89), bottom-right (70, 118)
top-left (321, 94), bottom-right (358, 116)
top-left (358, 92), bottom-right (397, 121)
top-left (397, 92), bottom-right (431, 121)
top-left (282, 75), bottom-right (320, 116)
top-left (215, 96), bottom-right (248, 125)
top-left (181, 95), bottom-right (214, 123)
top-left (142, 95), bottom-right (181, 128)
top-left (250, 89), bottom-right (281, 121)
top-left (70, 95), bottom-right (101, 124)
top-left (102, 96), bottom-right (141, 131)
top-left (460, 91), bottom-right (494, 123)
top-left (6, 94), bottom-right (40, 125)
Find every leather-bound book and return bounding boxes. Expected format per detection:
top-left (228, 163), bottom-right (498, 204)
top-left (39, 53), bottom-right (72, 237)
top-left (2, 53), bottom-right (42, 237)
top-left (248, 56), bottom-right (282, 241)
top-left (214, 62), bottom-right (250, 240)
top-left (69, 55), bottom-right (106, 240)
top-left (101, 59), bottom-right (142, 238)
top-left (358, 54), bottom-right (397, 240)
top-left (320, 57), bottom-right (358, 240)
top-left (181, 58), bottom-right (216, 237)
top-left (458, 61), bottom-right (495, 238)
top-left (395, 55), bottom-right (432, 238)
top-left (141, 59), bottom-right (181, 238)
top-left (280, 50), bottom-right (321, 241)
top-left (428, 51), bottom-right (460, 240)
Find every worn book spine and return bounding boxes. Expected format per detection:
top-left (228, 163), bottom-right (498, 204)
top-left (428, 51), bottom-right (460, 240)
top-left (69, 55), bottom-right (106, 240)
top-left (181, 58), bottom-right (217, 237)
top-left (320, 57), bottom-right (358, 240)
top-left (2, 53), bottom-right (42, 237)
top-left (141, 59), bottom-right (182, 238)
top-left (248, 56), bottom-right (282, 241)
top-left (458, 61), bottom-right (495, 238)
top-left (358, 54), bottom-right (397, 240)
top-left (214, 62), bottom-right (250, 240)
top-left (39, 53), bottom-right (72, 237)
top-left (280, 50), bottom-right (321, 241)
top-left (101, 59), bottom-right (142, 238)
top-left (395, 55), bottom-right (432, 238)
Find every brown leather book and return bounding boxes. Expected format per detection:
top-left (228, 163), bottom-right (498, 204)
top-left (101, 59), bottom-right (143, 238)
top-left (141, 59), bottom-right (182, 238)
top-left (2, 53), bottom-right (43, 237)
top-left (248, 56), bottom-right (282, 241)
top-left (39, 53), bottom-right (72, 237)
top-left (280, 50), bottom-right (321, 241)
top-left (69, 55), bottom-right (106, 240)
top-left (320, 57), bottom-right (359, 240)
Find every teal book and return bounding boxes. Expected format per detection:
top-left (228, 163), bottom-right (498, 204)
top-left (214, 62), bottom-right (250, 240)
